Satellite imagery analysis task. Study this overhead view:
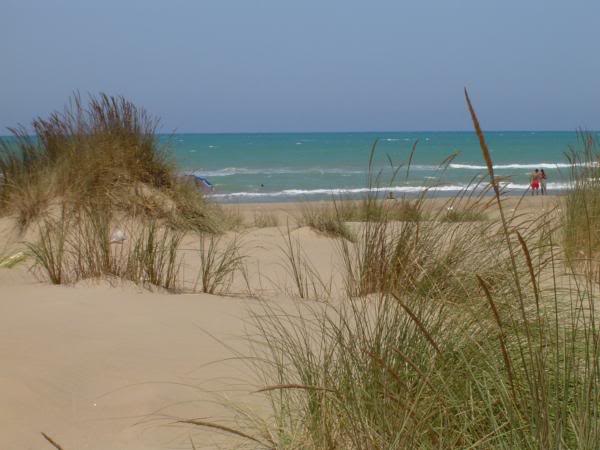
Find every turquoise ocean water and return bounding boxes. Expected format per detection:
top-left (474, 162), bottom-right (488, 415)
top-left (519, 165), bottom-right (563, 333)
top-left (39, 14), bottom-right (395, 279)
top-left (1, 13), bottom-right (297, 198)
top-left (167, 131), bottom-right (582, 202)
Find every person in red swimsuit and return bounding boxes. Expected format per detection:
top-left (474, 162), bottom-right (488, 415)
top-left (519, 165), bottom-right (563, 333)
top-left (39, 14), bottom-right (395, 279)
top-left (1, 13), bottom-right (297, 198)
top-left (530, 169), bottom-right (540, 195)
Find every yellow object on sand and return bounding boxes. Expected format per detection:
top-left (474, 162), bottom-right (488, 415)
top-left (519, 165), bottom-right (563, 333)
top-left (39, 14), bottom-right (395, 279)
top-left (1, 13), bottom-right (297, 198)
top-left (0, 251), bottom-right (26, 268)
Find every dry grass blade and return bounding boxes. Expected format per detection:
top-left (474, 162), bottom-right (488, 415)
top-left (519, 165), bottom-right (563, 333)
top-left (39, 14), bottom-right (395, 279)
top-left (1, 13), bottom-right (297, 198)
top-left (516, 230), bottom-right (540, 310)
top-left (254, 383), bottom-right (337, 394)
top-left (393, 348), bottom-right (437, 393)
top-left (41, 432), bottom-right (65, 450)
top-left (366, 350), bottom-right (411, 392)
top-left (464, 88), bottom-right (530, 350)
top-left (405, 139), bottom-right (418, 180)
top-left (464, 88), bottom-right (498, 195)
top-left (277, 223), bottom-right (331, 300)
top-left (178, 419), bottom-right (269, 446)
top-left (476, 274), bottom-right (516, 403)
top-left (392, 293), bottom-right (441, 354)
top-left (195, 233), bottom-right (245, 294)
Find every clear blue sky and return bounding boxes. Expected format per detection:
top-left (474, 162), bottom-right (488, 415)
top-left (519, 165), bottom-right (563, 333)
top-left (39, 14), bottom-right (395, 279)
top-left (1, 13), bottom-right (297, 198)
top-left (2, 0), bottom-right (599, 133)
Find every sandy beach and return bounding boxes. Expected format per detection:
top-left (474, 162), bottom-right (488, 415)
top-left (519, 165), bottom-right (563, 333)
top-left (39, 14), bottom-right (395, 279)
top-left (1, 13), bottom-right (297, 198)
top-left (0, 195), bottom-right (560, 449)
top-left (4, 0), bottom-right (599, 444)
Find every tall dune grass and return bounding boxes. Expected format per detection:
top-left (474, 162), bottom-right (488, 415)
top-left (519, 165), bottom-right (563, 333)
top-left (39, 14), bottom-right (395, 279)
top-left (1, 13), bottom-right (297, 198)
top-left (186, 94), bottom-right (600, 449)
top-left (278, 224), bottom-right (332, 300)
top-left (27, 205), bottom-right (184, 290)
top-left (562, 131), bottom-right (600, 264)
top-left (0, 93), bottom-right (214, 231)
top-left (337, 149), bottom-right (517, 300)
top-left (193, 233), bottom-right (245, 294)
top-left (297, 203), bottom-right (355, 241)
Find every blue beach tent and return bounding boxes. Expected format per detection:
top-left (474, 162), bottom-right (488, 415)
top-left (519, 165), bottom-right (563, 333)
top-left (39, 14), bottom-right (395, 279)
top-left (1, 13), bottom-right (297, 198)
top-left (181, 174), bottom-right (215, 194)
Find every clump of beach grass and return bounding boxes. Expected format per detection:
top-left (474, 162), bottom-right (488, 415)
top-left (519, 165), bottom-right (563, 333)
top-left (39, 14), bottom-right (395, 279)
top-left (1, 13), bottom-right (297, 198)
top-left (337, 197), bottom-right (423, 222)
top-left (183, 92), bottom-right (600, 449)
top-left (253, 211), bottom-right (279, 228)
top-left (562, 131), bottom-right (600, 264)
top-left (337, 198), bottom-right (507, 299)
top-left (0, 93), bottom-right (213, 232)
top-left (237, 247), bottom-right (599, 449)
top-left (27, 204), bottom-right (184, 290)
top-left (193, 233), bottom-right (245, 295)
top-left (277, 224), bottom-right (332, 300)
top-left (297, 203), bottom-right (355, 241)
top-left (219, 206), bottom-right (246, 231)
top-left (440, 206), bottom-right (487, 222)
top-left (337, 153), bottom-right (513, 300)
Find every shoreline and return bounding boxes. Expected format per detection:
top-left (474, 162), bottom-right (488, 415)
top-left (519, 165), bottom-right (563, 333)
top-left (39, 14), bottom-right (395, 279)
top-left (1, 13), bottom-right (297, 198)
top-left (214, 190), bottom-right (566, 206)
top-left (222, 193), bottom-right (561, 223)
top-left (205, 181), bottom-right (569, 204)
top-left (0, 191), bottom-right (565, 449)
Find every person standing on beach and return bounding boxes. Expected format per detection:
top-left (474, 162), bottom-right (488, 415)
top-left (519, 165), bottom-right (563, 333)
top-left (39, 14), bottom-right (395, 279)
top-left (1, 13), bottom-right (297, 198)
top-left (540, 169), bottom-right (547, 195)
top-left (530, 169), bottom-right (540, 195)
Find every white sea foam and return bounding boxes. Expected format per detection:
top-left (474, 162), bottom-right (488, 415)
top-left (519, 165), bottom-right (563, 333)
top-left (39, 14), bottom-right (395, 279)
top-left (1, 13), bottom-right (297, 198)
top-left (191, 162), bottom-right (580, 178)
top-left (209, 182), bottom-right (571, 200)
top-left (191, 167), bottom-right (365, 177)
top-left (449, 162), bottom-right (576, 170)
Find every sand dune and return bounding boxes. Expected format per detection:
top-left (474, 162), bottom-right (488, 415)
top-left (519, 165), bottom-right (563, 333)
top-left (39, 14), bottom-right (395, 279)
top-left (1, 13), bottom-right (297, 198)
top-left (0, 196), bottom-right (558, 449)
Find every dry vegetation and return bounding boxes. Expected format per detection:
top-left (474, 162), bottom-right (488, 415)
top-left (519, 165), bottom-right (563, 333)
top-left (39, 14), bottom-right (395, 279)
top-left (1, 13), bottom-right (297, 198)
top-left (0, 93), bottom-right (219, 232)
top-left (277, 224), bottom-right (332, 300)
top-left (253, 211), bottom-right (279, 228)
top-left (26, 205), bottom-right (184, 290)
top-left (3, 93), bottom-right (600, 449)
top-left (0, 94), bottom-right (253, 295)
top-left (183, 94), bottom-right (600, 449)
top-left (193, 233), bottom-right (245, 294)
top-left (562, 131), bottom-right (600, 263)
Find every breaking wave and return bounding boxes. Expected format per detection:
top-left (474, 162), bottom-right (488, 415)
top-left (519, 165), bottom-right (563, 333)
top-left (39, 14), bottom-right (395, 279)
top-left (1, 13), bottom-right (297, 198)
top-left (449, 162), bottom-right (578, 170)
top-left (191, 162), bottom-right (577, 178)
top-left (209, 182), bottom-right (571, 200)
top-left (191, 167), bottom-right (364, 177)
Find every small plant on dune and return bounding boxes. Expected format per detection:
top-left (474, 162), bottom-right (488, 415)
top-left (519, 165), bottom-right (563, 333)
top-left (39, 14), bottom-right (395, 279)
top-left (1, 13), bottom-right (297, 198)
top-left (297, 203), bottom-right (355, 241)
top-left (26, 207), bottom-right (70, 284)
top-left (441, 206), bottom-right (487, 222)
top-left (253, 211), bottom-right (279, 228)
top-left (194, 233), bottom-right (245, 294)
top-left (27, 204), bottom-right (184, 290)
top-left (328, 196), bottom-right (423, 223)
top-left (277, 224), bottom-right (331, 300)
top-left (124, 221), bottom-right (184, 291)
top-left (219, 207), bottom-right (246, 231)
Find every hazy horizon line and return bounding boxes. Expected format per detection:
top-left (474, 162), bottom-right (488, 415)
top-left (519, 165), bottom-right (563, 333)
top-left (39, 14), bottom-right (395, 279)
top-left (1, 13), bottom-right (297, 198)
top-left (1, 129), bottom-right (596, 139)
